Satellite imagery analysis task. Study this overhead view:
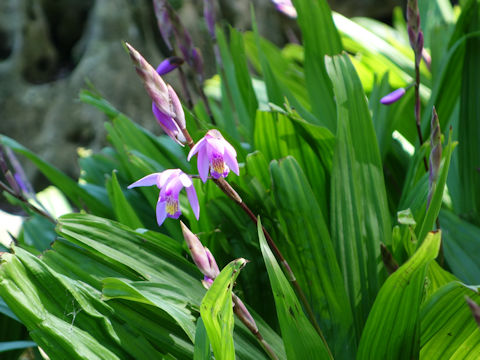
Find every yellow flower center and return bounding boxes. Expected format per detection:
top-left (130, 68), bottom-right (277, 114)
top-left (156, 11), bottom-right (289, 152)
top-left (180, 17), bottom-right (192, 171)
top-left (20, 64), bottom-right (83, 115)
top-left (166, 198), bottom-right (179, 215)
top-left (212, 157), bottom-right (225, 175)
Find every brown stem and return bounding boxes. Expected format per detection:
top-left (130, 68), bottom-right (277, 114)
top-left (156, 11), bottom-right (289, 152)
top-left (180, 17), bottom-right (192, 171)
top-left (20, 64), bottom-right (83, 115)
top-left (232, 294), bottom-right (279, 360)
top-left (0, 181), bottom-right (56, 224)
top-left (181, 128), bottom-right (194, 148)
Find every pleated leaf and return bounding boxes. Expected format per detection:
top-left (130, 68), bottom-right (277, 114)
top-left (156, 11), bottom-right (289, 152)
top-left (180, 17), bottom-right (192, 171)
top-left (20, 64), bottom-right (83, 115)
top-left (257, 217), bottom-right (332, 360)
top-left (269, 157), bottom-right (355, 358)
top-left (457, 1), bottom-right (480, 221)
top-left (292, 0), bottom-right (342, 131)
top-left (326, 53), bottom-right (391, 337)
top-left (440, 209), bottom-right (480, 284)
top-left (420, 282), bottom-right (480, 359)
top-left (357, 231), bottom-right (442, 359)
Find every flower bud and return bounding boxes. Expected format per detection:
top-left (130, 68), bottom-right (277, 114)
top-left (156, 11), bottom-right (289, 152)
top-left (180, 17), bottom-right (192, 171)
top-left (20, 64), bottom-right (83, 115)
top-left (180, 221), bottom-right (218, 280)
top-left (156, 57), bottom-right (184, 76)
top-left (125, 42), bottom-right (175, 118)
top-left (380, 88), bottom-right (406, 105)
top-left (203, 0), bottom-right (216, 38)
top-left (167, 84), bottom-right (186, 130)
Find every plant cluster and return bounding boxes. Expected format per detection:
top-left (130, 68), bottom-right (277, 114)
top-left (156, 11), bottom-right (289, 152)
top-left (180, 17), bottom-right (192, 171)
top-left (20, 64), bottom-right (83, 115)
top-left (0, 0), bottom-right (479, 359)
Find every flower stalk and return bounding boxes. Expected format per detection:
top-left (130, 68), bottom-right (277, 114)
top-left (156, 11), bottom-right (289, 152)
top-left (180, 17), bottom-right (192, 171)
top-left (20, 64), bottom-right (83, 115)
top-left (407, 0), bottom-right (428, 171)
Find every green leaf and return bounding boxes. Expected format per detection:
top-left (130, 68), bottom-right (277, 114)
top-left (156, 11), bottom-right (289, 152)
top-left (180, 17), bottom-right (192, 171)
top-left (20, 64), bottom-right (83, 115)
top-left (416, 133), bottom-right (455, 244)
top-left (292, 0), bottom-right (342, 131)
top-left (440, 209), bottom-right (480, 284)
top-left (257, 217), bottom-right (332, 360)
top-left (200, 258), bottom-right (246, 360)
top-left (326, 53), bottom-right (391, 337)
top-left (194, 317), bottom-right (211, 360)
top-left (269, 157), bottom-right (354, 358)
top-left (102, 278), bottom-right (196, 342)
top-left (106, 171), bottom-right (143, 229)
top-left (216, 27), bottom-right (251, 140)
top-left (357, 231), bottom-right (442, 359)
top-left (457, 2), bottom-right (480, 221)
top-left (420, 282), bottom-right (480, 358)
top-left (254, 111), bottom-right (331, 217)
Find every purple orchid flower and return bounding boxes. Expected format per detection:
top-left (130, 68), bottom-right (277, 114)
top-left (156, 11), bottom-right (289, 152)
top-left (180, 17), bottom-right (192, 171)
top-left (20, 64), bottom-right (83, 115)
top-left (187, 129), bottom-right (239, 183)
top-left (272, 0), bottom-right (297, 18)
top-left (128, 169), bottom-right (199, 225)
top-left (380, 88), bottom-right (406, 105)
top-left (156, 57), bottom-right (184, 76)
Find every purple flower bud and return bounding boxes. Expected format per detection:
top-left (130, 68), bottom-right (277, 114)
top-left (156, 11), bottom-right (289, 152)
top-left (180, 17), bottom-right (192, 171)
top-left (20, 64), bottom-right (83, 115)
top-left (125, 42), bottom-right (175, 118)
top-left (167, 84), bottom-right (186, 130)
top-left (180, 221), bottom-right (219, 280)
top-left (407, 27), bottom-right (416, 49)
top-left (416, 31), bottom-right (424, 54)
top-left (202, 276), bottom-right (214, 289)
top-left (380, 88), bottom-right (406, 105)
top-left (203, 0), bottom-right (216, 38)
top-left (232, 294), bottom-right (258, 333)
top-left (156, 57), bottom-right (184, 76)
top-left (153, 0), bottom-right (174, 51)
top-left (428, 107), bottom-right (442, 207)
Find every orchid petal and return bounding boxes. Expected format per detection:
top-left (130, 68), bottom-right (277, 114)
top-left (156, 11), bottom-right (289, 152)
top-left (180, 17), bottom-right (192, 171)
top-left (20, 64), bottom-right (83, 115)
top-left (187, 138), bottom-right (206, 161)
top-left (186, 184), bottom-right (200, 220)
top-left (156, 169), bottom-right (178, 188)
top-left (156, 200), bottom-right (167, 226)
top-left (152, 103), bottom-right (185, 146)
top-left (197, 148), bottom-right (210, 183)
top-left (128, 173), bottom-right (162, 189)
top-left (223, 144), bottom-right (239, 175)
top-left (168, 84), bottom-right (185, 129)
top-left (178, 173), bottom-right (193, 187)
top-left (206, 137), bottom-right (225, 155)
top-left (165, 176), bottom-right (185, 197)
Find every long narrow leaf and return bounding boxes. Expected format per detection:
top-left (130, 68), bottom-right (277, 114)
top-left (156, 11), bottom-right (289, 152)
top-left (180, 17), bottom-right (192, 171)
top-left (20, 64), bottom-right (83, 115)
top-left (326, 53), bottom-right (391, 338)
top-left (257, 217), bottom-right (332, 360)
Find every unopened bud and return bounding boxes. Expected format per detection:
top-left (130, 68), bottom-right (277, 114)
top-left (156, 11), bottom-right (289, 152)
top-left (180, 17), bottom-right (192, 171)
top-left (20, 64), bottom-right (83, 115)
top-left (380, 88), bottom-right (406, 105)
top-left (203, 0), bottom-right (216, 38)
top-left (125, 42), bottom-right (175, 118)
top-left (233, 294), bottom-right (258, 333)
top-left (156, 57), bottom-right (184, 76)
top-left (180, 221), bottom-right (219, 279)
top-left (167, 84), bottom-right (186, 130)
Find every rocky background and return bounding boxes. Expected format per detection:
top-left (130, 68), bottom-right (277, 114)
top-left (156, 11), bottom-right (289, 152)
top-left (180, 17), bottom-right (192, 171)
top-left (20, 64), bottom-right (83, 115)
top-left (0, 0), bottom-right (401, 190)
